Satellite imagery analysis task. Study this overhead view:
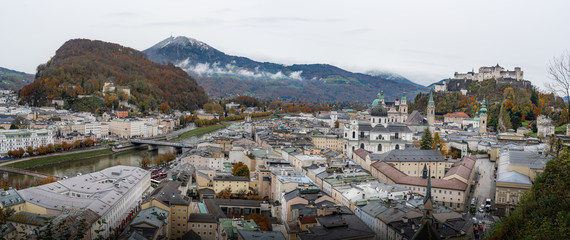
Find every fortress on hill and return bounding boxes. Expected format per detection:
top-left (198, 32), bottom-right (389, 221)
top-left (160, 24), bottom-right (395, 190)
top-left (453, 64), bottom-right (523, 82)
top-left (434, 64), bottom-right (532, 93)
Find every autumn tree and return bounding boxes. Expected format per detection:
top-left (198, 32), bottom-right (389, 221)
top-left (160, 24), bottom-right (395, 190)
top-left (215, 187), bottom-right (232, 199)
top-left (245, 213), bottom-right (272, 231)
top-left (159, 102), bottom-right (170, 114)
top-left (26, 146), bottom-right (34, 156)
top-left (232, 162), bottom-right (250, 179)
top-left (141, 157), bottom-right (152, 168)
top-left (204, 102), bottom-right (223, 115)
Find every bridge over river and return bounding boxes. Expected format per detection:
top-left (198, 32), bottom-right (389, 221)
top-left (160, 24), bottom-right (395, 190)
top-left (0, 166), bottom-right (62, 180)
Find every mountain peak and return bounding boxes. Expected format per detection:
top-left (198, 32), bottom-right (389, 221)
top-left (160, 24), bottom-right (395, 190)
top-left (155, 36), bottom-right (210, 51)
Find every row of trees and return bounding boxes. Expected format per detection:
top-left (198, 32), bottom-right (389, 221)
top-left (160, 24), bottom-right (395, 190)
top-left (6, 139), bottom-right (95, 158)
top-left (140, 153), bottom-right (176, 168)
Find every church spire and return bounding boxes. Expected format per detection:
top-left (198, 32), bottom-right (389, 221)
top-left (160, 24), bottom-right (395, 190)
top-left (428, 91), bottom-right (434, 103)
top-left (424, 168), bottom-right (432, 204)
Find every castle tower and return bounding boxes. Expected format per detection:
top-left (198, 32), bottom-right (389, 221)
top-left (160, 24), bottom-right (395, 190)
top-left (479, 99), bottom-right (488, 134)
top-left (427, 91), bottom-right (435, 126)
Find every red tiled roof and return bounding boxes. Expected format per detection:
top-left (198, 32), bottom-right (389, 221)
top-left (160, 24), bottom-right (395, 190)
top-left (354, 148), bottom-right (371, 160)
top-left (300, 215), bottom-right (317, 224)
top-left (371, 161), bottom-right (468, 191)
top-left (444, 112), bottom-right (469, 118)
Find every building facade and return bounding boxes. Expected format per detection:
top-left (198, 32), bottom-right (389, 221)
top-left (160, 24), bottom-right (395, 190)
top-left (0, 129), bottom-right (54, 156)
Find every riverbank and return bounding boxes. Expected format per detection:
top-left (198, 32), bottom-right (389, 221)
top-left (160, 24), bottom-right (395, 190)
top-left (6, 148), bottom-right (114, 169)
top-left (170, 123), bottom-right (230, 141)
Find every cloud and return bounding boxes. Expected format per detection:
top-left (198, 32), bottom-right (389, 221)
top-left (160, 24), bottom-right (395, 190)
top-left (240, 17), bottom-right (344, 24)
top-left (176, 59), bottom-right (304, 81)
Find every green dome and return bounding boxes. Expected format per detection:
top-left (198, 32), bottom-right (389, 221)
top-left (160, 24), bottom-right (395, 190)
top-left (372, 98), bottom-right (381, 107)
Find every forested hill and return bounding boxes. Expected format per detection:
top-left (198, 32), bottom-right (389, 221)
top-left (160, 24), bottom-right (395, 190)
top-left (20, 39), bottom-right (208, 112)
top-left (0, 67), bottom-right (34, 90)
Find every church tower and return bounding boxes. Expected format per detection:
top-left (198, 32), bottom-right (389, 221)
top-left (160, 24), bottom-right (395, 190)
top-left (400, 92), bottom-right (408, 122)
top-left (427, 91), bottom-right (435, 126)
top-left (479, 99), bottom-right (487, 134)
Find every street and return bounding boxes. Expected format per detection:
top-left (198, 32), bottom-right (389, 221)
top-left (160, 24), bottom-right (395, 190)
top-left (467, 156), bottom-right (497, 238)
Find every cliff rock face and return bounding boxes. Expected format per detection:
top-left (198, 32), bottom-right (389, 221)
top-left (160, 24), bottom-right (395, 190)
top-left (21, 39), bottom-right (208, 112)
top-left (143, 36), bottom-right (427, 103)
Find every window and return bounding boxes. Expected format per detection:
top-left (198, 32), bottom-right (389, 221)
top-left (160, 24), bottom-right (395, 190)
top-left (395, 144), bottom-right (400, 150)
top-left (360, 143), bottom-right (364, 149)
top-left (377, 144), bottom-right (382, 151)
top-left (457, 203), bottom-right (460, 208)
top-left (352, 132), bottom-right (355, 138)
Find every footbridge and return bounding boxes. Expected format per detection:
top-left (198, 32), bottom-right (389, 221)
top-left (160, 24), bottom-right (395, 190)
top-left (0, 166), bottom-right (62, 180)
top-left (130, 139), bottom-right (195, 152)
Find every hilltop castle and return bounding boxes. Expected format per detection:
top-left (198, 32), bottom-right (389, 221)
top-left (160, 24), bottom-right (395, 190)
top-left (453, 64), bottom-right (523, 82)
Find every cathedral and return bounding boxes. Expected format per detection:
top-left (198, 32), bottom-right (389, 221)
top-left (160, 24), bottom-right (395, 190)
top-left (343, 91), bottom-right (413, 157)
top-left (370, 91), bottom-right (409, 125)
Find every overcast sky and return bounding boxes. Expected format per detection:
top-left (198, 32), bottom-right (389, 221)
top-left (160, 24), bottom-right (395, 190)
top-left (1, 0), bottom-right (569, 88)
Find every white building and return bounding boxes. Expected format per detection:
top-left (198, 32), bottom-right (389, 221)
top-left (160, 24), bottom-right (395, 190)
top-left (110, 119), bottom-right (145, 138)
top-left (17, 166), bottom-right (151, 238)
top-left (85, 122), bottom-right (102, 138)
top-left (453, 64), bottom-right (524, 82)
top-left (0, 129), bottom-right (54, 156)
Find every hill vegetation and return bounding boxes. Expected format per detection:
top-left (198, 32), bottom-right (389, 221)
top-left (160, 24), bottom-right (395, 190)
top-left (487, 149), bottom-right (570, 239)
top-left (409, 79), bottom-right (567, 132)
top-left (20, 39), bottom-right (208, 113)
top-left (0, 67), bottom-right (33, 90)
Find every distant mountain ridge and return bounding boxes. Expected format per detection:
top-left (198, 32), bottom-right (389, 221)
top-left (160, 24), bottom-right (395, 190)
top-left (0, 67), bottom-right (34, 90)
top-left (143, 36), bottom-right (427, 103)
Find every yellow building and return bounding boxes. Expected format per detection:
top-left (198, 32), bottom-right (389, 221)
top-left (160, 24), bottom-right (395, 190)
top-left (187, 213), bottom-right (218, 240)
top-left (379, 150), bottom-right (453, 179)
top-left (213, 175), bottom-right (250, 194)
top-left (141, 181), bottom-right (191, 240)
top-left (494, 150), bottom-right (551, 216)
top-left (311, 133), bottom-right (343, 151)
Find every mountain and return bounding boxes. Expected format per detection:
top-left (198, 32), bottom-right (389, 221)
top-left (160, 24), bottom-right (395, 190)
top-left (0, 67), bottom-right (34, 90)
top-left (20, 39), bottom-right (208, 112)
top-left (427, 79), bottom-right (449, 88)
top-left (366, 70), bottom-right (425, 88)
top-left (143, 36), bottom-right (427, 103)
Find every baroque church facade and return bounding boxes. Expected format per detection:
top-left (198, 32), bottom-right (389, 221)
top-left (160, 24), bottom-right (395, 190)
top-left (343, 92), bottom-right (413, 157)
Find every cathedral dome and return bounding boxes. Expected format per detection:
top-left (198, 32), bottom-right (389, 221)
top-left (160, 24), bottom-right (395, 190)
top-left (372, 98), bottom-right (381, 107)
top-left (370, 105), bottom-right (388, 117)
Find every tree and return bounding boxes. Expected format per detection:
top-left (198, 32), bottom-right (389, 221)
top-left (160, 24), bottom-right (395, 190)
top-left (232, 162), bottom-right (250, 179)
top-left (159, 102), bottom-right (170, 114)
top-left (215, 187), bottom-right (232, 199)
top-left (547, 51), bottom-right (570, 123)
top-left (26, 146), bottom-right (34, 156)
top-left (487, 149), bottom-right (570, 239)
top-left (141, 157), bottom-right (152, 168)
top-left (10, 116), bottom-right (26, 129)
top-left (420, 127), bottom-right (433, 150)
top-left (245, 213), bottom-right (272, 231)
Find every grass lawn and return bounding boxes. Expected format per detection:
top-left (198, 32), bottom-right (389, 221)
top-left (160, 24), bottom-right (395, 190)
top-left (555, 124), bottom-right (567, 133)
top-left (8, 149), bottom-right (113, 169)
top-left (522, 121), bottom-right (531, 127)
top-left (170, 123), bottom-right (230, 141)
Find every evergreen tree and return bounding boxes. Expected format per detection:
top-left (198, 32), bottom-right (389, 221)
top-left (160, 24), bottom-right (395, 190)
top-left (420, 127), bottom-right (433, 150)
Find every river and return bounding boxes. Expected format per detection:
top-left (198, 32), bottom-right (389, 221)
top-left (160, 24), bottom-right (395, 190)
top-left (2, 125), bottom-right (228, 188)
